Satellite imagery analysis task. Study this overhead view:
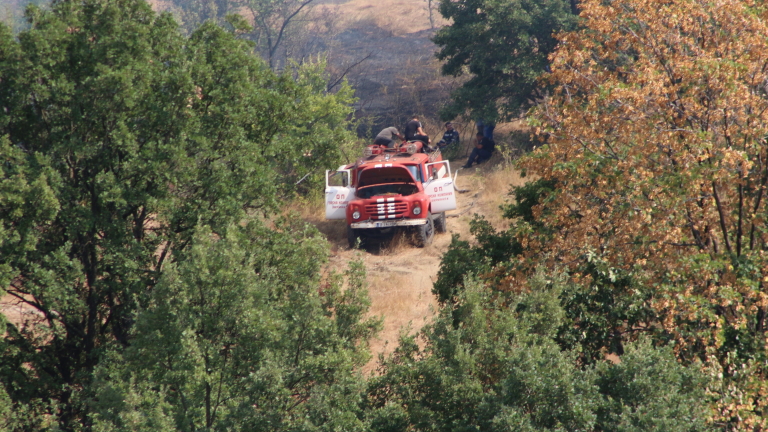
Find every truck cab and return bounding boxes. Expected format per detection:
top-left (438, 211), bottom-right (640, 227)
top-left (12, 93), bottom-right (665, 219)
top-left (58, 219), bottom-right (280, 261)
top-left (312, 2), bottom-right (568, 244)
top-left (325, 141), bottom-right (457, 247)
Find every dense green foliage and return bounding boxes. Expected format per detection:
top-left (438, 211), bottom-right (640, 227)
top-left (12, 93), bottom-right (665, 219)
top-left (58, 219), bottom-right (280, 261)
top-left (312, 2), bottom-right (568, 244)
top-left (90, 225), bottom-right (379, 431)
top-left (369, 273), bottom-right (713, 432)
top-left (433, 0), bottom-right (578, 122)
top-left (0, 0), bottom-right (361, 429)
top-left (432, 217), bottom-right (519, 304)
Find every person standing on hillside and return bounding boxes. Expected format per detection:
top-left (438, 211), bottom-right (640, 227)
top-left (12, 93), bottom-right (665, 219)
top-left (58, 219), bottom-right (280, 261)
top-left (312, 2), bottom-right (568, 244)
top-left (462, 133), bottom-right (495, 168)
top-left (437, 121), bottom-right (460, 149)
top-left (404, 116), bottom-right (431, 145)
top-left (373, 126), bottom-right (404, 148)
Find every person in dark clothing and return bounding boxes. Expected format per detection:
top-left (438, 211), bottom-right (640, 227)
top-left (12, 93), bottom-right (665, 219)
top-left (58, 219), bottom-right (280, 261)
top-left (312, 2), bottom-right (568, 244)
top-left (476, 119), bottom-right (496, 140)
top-left (373, 126), bottom-right (403, 148)
top-left (404, 116), bottom-right (430, 145)
top-left (462, 133), bottom-right (495, 168)
top-left (437, 122), bottom-right (460, 149)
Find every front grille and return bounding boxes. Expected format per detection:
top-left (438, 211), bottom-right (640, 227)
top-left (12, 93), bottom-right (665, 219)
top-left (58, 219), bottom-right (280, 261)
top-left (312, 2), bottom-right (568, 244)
top-left (365, 198), bottom-right (409, 219)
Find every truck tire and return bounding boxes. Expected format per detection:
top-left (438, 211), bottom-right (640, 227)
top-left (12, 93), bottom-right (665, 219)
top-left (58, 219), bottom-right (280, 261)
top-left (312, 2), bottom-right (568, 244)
top-left (347, 226), bottom-right (363, 248)
top-left (414, 213), bottom-right (435, 247)
top-left (434, 212), bottom-right (447, 233)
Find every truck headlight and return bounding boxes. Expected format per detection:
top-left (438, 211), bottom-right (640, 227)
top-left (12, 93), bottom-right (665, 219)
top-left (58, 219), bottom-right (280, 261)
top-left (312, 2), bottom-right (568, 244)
top-left (352, 210), bottom-right (361, 219)
top-left (413, 206), bottom-right (421, 215)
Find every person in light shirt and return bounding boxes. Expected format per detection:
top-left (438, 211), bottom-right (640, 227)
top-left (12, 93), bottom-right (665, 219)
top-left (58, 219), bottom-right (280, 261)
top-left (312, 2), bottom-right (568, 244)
top-left (373, 126), bottom-right (404, 148)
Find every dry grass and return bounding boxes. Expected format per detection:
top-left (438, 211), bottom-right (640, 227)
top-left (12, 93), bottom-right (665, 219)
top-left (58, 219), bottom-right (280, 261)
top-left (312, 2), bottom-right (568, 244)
top-left (367, 272), bottom-right (432, 318)
top-left (449, 167), bottom-right (519, 237)
top-left (363, 266), bottom-right (438, 373)
top-left (495, 119), bottom-right (529, 135)
top-left (477, 165), bottom-right (525, 229)
top-left (1, 294), bottom-right (44, 327)
top-left (449, 120), bottom-right (531, 233)
top-left (283, 195), bottom-right (350, 252)
top-left (375, 231), bottom-right (412, 256)
top-left (323, 0), bottom-right (448, 35)
top-left (147, 0), bottom-right (446, 36)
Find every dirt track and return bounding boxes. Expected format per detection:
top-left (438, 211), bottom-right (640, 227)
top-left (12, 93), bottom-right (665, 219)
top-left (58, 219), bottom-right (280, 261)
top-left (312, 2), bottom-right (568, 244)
top-left (311, 158), bottom-right (526, 373)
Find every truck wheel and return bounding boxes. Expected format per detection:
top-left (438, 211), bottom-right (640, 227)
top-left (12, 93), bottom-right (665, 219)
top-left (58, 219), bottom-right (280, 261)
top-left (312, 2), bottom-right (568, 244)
top-left (415, 213), bottom-right (435, 247)
top-left (347, 226), bottom-right (363, 248)
top-left (433, 212), bottom-right (447, 233)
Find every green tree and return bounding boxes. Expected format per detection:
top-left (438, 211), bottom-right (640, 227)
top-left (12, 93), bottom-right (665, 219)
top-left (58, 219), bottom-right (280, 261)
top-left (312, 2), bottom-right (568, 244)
top-left (368, 272), bottom-right (713, 432)
top-left (89, 222), bottom-right (379, 431)
top-left (277, 57), bottom-right (358, 194)
top-left (432, 216), bottom-right (520, 304)
top-left (433, 0), bottom-right (578, 122)
top-left (0, 0), bottom-right (356, 428)
top-left (594, 339), bottom-right (713, 432)
top-left (432, 178), bottom-right (556, 305)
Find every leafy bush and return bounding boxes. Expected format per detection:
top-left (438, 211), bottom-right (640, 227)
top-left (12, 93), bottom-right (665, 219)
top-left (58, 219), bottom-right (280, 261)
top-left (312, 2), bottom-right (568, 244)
top-left (370, 271), bottom-right (713, 432)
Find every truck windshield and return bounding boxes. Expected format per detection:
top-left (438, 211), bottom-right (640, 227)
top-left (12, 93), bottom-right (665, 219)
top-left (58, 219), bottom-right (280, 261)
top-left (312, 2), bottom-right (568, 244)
top-left (406, 165), bottom-right (422, 182)
top-left (357, 183), bottom-right (419, 199)
top-left (358, 166), bottom-right (418, 187)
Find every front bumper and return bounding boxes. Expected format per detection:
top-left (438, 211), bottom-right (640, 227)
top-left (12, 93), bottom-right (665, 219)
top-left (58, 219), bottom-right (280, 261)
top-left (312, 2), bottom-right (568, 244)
top-left (350, 218), bottom-right (427, 229)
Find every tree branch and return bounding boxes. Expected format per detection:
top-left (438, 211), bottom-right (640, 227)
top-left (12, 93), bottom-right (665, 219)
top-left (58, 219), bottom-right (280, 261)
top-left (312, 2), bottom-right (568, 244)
top-left (326, 52), bottom-right (373, 92)
top-left (712, 181), bottom-right (733, 254)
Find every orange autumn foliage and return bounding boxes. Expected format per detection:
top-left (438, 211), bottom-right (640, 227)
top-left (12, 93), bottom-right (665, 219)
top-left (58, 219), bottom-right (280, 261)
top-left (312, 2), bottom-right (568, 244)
top-left (522, 0), bottom-right (768, 428)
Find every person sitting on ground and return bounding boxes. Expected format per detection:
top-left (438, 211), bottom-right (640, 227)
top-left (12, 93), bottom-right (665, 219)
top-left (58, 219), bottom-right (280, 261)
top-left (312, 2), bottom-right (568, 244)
top-left (373, 126), bottom-right (404, 148)
top-left (404, 116), bottom-right (431, 146)
top-left (476, 119), bottom-right (496, 140)
top-left (437, 121), bottom-right (460, 149)
top-left (462, 133), bottom-right (496, 168)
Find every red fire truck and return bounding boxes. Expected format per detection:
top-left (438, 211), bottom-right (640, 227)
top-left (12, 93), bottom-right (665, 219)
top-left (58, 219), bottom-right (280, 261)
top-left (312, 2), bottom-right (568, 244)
top-left (325, 141), bottom-right (457, 247)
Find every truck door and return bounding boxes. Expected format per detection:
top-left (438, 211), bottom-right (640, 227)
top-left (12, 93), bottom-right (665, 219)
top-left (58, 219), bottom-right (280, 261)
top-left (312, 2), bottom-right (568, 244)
top-left (325, 169), bottom-right (355, 219)
top-left (424, 161), bottom-right (457, 212)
